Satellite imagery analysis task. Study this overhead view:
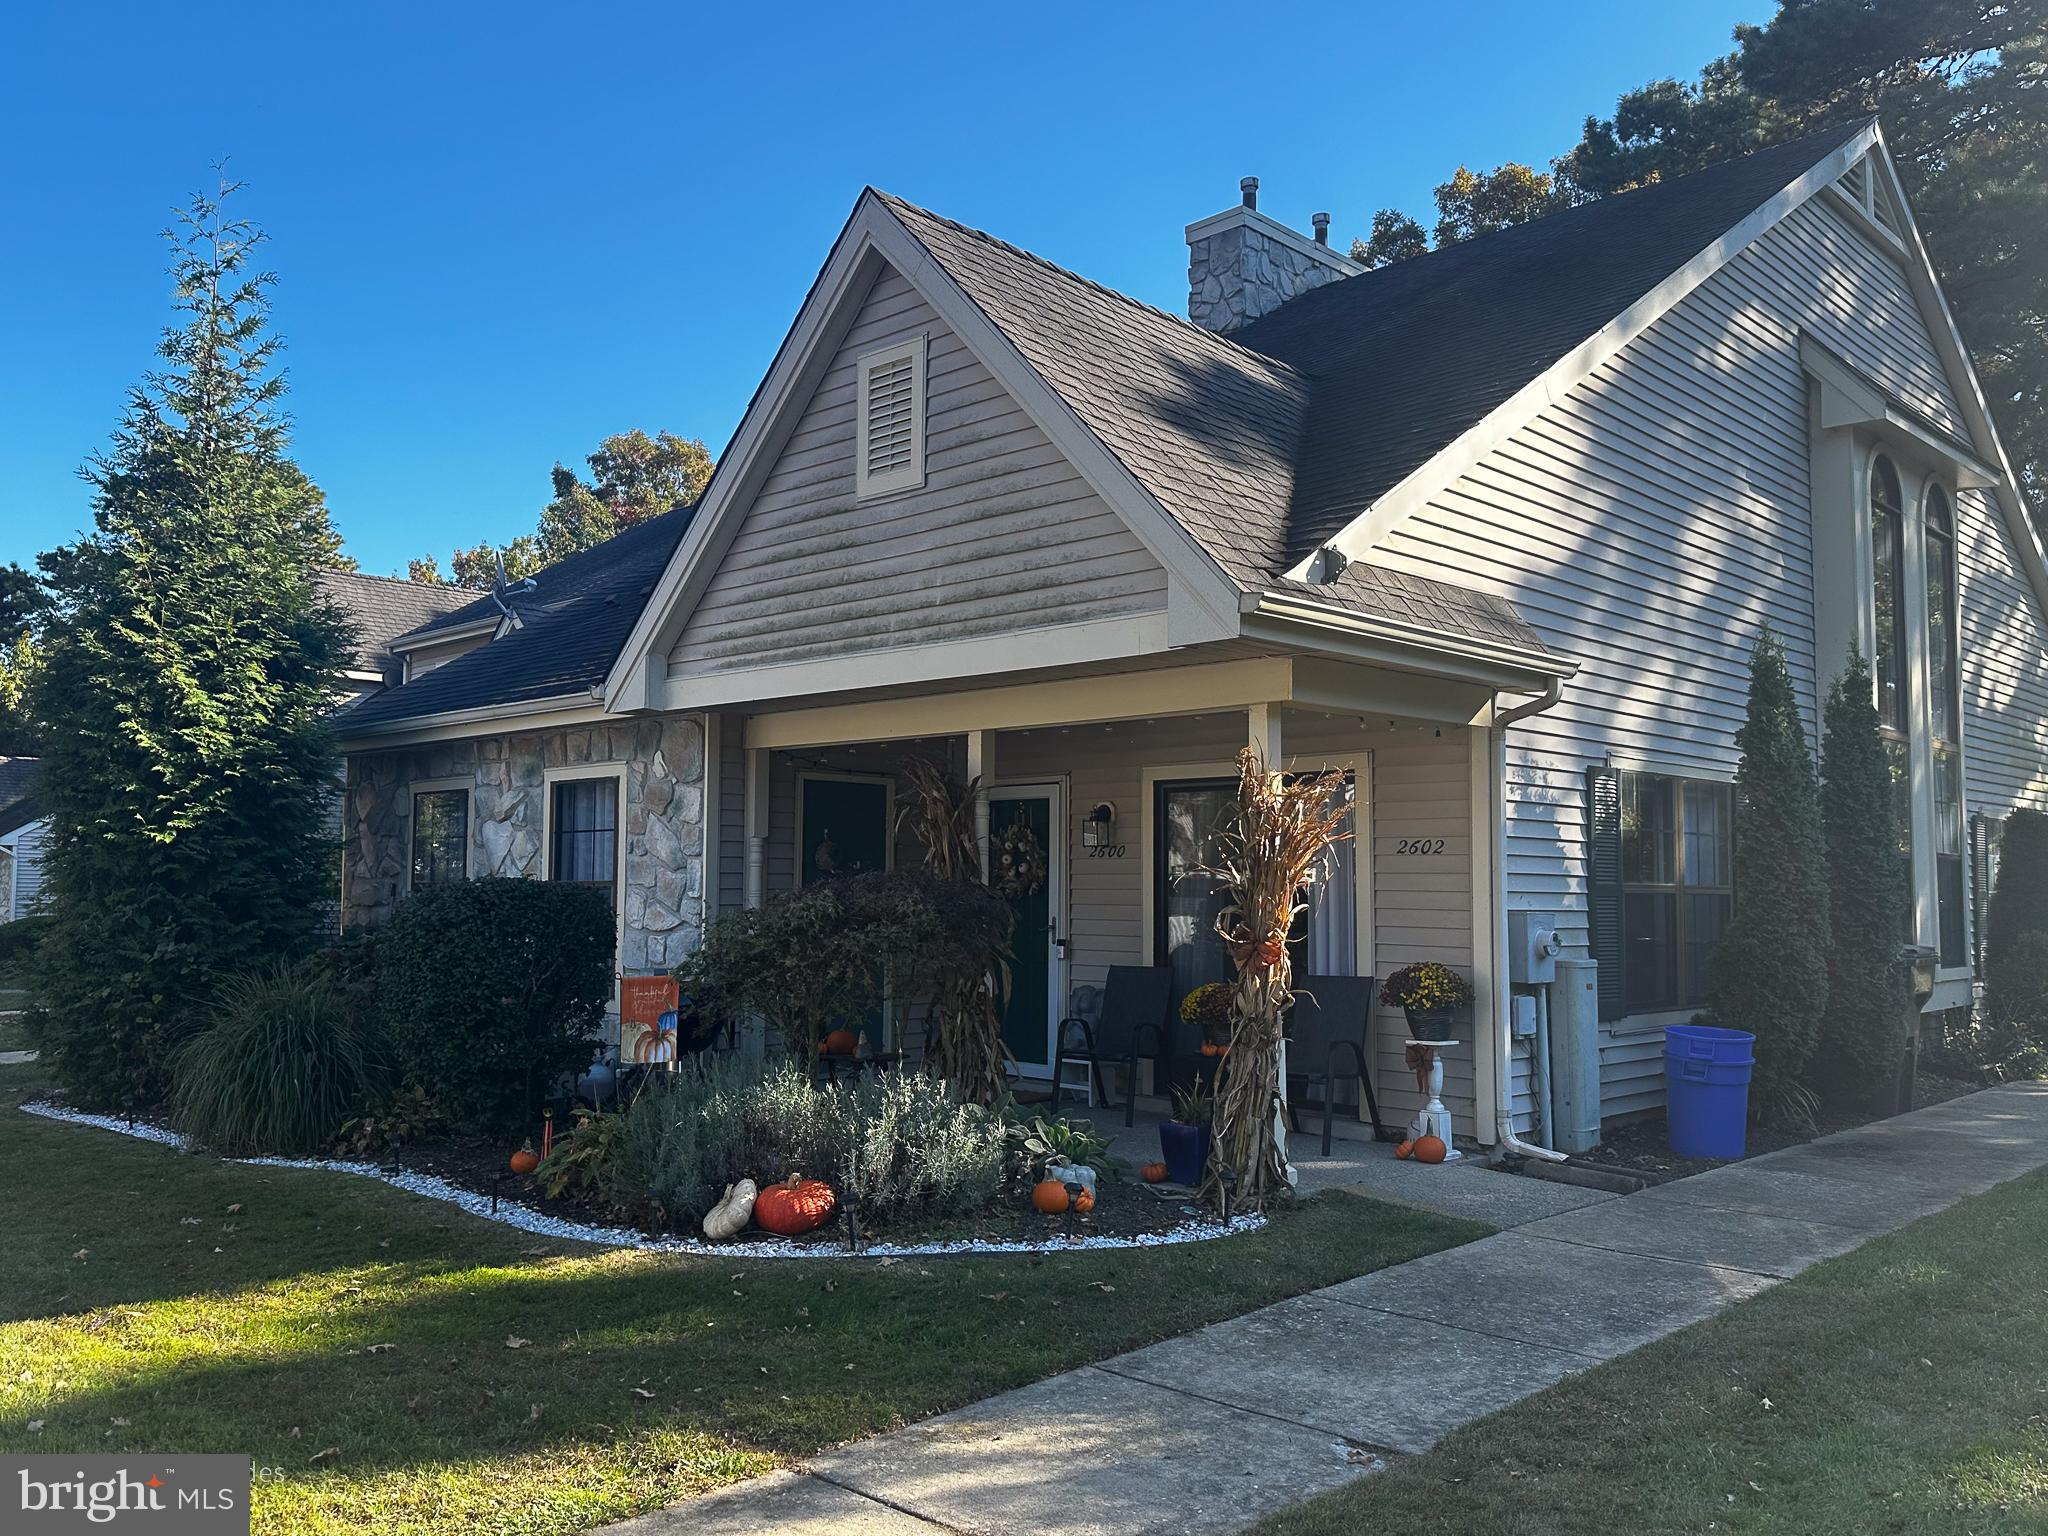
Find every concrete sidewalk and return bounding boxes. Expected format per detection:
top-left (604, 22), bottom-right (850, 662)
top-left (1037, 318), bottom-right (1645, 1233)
top-left (611, 1082), bottom-right (2048, 1536)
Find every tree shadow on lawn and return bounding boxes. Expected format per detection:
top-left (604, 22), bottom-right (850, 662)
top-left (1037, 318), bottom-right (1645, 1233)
top-left (2, 1185), bottom-right (1482, 1491)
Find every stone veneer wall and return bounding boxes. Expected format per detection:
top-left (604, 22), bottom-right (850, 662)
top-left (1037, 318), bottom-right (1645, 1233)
top-left (1188, 222), bottom-right (1354, 333)
top-left (342, 716), bottom-right (705, 974)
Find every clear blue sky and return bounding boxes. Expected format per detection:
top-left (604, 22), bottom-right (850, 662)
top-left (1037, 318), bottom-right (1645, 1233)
top-left (0, 1), bottom-right (1771, 578)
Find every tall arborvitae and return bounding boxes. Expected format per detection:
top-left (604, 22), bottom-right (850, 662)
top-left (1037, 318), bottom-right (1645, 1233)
top-left (1706, 629), bottom-right (1831, 1116)
top-left (26, 181), bottom-right (352, 1107)
top-left (1815, 644), bottom-right (1910, 1100)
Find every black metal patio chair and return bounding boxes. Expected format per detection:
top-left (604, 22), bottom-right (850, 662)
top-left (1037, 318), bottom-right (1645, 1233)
top-left (1286, 975), bottom-right (1389, 1153)
top-left (1053, 965), bottom-right (1174, 1126)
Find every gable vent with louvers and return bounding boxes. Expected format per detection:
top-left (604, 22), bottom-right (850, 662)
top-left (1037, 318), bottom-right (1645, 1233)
top-left (855, 336), bottom-right (927, 500)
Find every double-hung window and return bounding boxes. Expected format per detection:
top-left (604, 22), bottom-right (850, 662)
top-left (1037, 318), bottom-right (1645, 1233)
top-left (409, 788), bottom-right (470, 890)
top-left (1925, 484), bottom-right (1965, 967)
top-left (1871, 455), bottom-right (1916, 936)
top-left (1618, 772), bottom-right (1734, 1013)
top-left (550, 775), bottom-right (620, 910)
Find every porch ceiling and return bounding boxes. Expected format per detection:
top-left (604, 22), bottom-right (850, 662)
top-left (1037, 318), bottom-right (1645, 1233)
top-left (740, 653), bottom-right (1498, 751)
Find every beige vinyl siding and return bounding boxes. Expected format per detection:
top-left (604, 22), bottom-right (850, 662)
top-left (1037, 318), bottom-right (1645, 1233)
top-left (1000, 713), bottom-right (1503, 1136)
top-left (670, 263), bottom-right (1166, 676)
top-left (715, 716), bottom-right (745, 917)
top-left (1372, 194), bottom-right (2000, 1122)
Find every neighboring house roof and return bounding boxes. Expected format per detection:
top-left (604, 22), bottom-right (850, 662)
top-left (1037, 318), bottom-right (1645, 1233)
top-left (878, 122), bottom-right (1872, 586)
top-left (0, 757), bottom-right (39, 838)
top-left (315, 570), bottom-right (472, 676)
top-left (338, 507), bottom-right (695, 731)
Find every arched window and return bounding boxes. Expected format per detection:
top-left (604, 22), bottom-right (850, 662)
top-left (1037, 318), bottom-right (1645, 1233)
top-left (1926, 483), bottom-right (1964, 965)
top-left (1870, 456), bottom-right (1907, 732)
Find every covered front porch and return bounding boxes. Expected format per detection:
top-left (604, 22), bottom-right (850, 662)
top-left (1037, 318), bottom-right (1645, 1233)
top-left (703, 655), bottom-right (1514, 1148)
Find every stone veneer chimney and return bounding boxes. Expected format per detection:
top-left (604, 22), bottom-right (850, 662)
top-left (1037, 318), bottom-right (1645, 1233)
top-left (1186, 177), bottom-right (1364, 333)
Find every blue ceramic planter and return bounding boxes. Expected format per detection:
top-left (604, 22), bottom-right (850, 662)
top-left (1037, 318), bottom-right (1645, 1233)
top-left (1159, 1119), bottom-right (1210, 1187)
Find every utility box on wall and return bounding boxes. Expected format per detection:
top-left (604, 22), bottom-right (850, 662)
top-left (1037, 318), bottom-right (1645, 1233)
top-left (1507, 910), bottom-right (1562, 984)
top-left (1550, 958), bottom-right (1604, 1154)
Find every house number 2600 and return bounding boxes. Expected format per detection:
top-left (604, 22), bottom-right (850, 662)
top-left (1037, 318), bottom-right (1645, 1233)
top-left (1395, 838), bottom-right (1447, 855)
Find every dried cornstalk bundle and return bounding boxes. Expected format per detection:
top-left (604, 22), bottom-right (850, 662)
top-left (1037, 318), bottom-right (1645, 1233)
top-left (898, 758), bottom-right (1010, 1104)
top-left (1199, 747), bottom-right (1353, 1212)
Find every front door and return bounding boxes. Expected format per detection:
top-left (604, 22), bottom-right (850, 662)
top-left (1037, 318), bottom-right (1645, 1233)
top-left (799, 772), bottom-right (893, 1045)
top-left (989, 784), bottom-right (1062, 1076)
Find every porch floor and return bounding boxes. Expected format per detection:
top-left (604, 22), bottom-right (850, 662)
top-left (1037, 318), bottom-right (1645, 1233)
top-left (1101, 1112), bottom-right (1617, 1229)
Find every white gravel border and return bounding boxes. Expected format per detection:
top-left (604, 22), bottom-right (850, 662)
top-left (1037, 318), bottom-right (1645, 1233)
top-left (19, 1100), bottom-right (1265, 1259)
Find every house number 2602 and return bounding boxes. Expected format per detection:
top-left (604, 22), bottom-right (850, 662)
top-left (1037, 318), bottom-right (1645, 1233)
top-left (1394, 838), bottom-right (1447, 855)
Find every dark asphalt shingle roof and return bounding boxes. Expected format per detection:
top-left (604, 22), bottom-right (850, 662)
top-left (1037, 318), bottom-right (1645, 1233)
top-left (0, 757), bottom-right (39, 837)
top-left (337, 507), bottom-right (694, 730)
top-left (879, 121), bottom-right (1864, 586)
top-left (1268, 565), bottom-right (1551, 658)
top-left (315, 570), bottom-right (472, 674)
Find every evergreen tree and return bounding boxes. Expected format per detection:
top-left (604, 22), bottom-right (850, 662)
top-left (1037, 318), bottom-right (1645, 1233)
top-left (1707, 629), bottom-right (1831, 1114)
top-left (26, 180), bottom-right (351, 1107)
top-left (1816, 644), bottom-right (1909, 1098)
top-left (1984, 807), bottom-right (2048, 1001)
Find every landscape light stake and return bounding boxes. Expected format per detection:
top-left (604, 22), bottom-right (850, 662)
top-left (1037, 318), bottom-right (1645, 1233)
top-left (387, 1133), bottom-right (403, 1175)
top-left (841, 1190), bottom-right (863, 1255)
top-left (491, 1172), bottom-right (505, 1216)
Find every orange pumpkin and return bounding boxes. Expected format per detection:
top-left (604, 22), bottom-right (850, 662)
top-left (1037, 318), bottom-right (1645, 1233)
top-left (821, 1029), bottom-right (858, 1056)
top-left (755, 1175), bottom-right (838, 1235)
top-left (1072, 1187), bottom-right (1096, 1214)
top-left (1140, 1161), bottom-right (1169, 1184)
top-left (1411, 1134), bottom-right (1448, 1165)
top-left (508, 1144), bottom-right (540, 1176)
top-left (1031, 1179), bottom-right (1070, 1214)
top-left (1392, 1139), bottom-right (1414, 1161)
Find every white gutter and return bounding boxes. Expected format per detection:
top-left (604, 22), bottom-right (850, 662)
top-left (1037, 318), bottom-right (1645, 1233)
top-left (1488, 678), bottom-right (1569, 1164)
top-left (337, 687), bottom-right (610, 749)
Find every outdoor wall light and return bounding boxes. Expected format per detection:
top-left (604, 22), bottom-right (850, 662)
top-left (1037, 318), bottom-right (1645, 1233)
top-left (1083, 801), bottom-right (1117, 848)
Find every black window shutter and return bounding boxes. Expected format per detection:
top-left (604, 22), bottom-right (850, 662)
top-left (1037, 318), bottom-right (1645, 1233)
top-left (1586, 765), bottom-right (1625, 1022)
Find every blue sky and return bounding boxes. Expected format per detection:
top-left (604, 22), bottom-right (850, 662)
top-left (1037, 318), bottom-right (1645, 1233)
top-left (0, 1), bottom-right (1771, 577)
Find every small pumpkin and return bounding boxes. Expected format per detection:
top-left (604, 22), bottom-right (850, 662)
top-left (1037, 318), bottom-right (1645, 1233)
top-left (1411, 1134), bottom-right (1448, 1165)
top-left (1392, 1139), bottom-right (1414, 1161)
top-left (508, 1143), bottom-right (540, 1176)
top-left (1031, 1179), bottom-right (1070, 1214)
top-left (755, 1174), bottom-right (838, 1235)
top-left (1140, 1161), bottom-right (1169, 1184)
top-left (1072, 1186), bottom-right (1095, 1214)
top-left (821, 1028), bottom-right (858, 1056)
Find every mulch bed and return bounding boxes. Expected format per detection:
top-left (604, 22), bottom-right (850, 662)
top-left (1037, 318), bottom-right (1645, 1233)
top-left (388, 1126), bottom-right (1212, 1248)
top-left (1569, 1069), bottom-right (1983, 1186)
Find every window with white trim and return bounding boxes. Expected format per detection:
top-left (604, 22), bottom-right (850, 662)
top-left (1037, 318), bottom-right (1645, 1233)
top-left (409, 788), bottom-right (470, 891)
top-left (855, 336), bottom-right (926, 500)
top-left (1926, 484), bottom-right (1964, 966)
top-left (1619, 771), bottom-right (1734, 1013)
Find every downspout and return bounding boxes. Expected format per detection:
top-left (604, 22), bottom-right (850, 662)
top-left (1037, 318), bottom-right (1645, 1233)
top-left (1489, 678), bottom-right (1569, 1164)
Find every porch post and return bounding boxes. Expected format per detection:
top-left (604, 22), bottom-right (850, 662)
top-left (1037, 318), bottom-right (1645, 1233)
top-left (1248, 703), bottom-right (1296, 1187)
top-left (743, 742), bottom-right (770, 910)
top-left (966, 728), bottom-right (995, 879)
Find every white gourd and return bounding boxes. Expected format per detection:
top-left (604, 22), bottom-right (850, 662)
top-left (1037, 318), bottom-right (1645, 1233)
top-left (701, 1178), bottom-right (758, 1241)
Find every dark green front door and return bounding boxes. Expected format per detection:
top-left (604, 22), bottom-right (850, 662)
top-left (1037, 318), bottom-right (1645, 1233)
top-left (800, 775), bottom-right (891, 1044)
top-left (990, 790), bottom-right (1055, 1074)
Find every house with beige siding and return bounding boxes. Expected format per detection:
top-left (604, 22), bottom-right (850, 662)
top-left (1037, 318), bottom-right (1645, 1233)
top-left (337, 119), bottom-right (2048, 1154)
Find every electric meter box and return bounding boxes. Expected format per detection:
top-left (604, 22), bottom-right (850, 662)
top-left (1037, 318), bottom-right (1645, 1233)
top-left (1507, 911), bottom-right (1562, 984)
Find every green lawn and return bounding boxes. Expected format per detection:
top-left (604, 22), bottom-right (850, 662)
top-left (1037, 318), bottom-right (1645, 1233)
top-left (1256, 1167), bottom-right (2048, 1536)
top-left (0, 1065), bottom-right (1485, 1536)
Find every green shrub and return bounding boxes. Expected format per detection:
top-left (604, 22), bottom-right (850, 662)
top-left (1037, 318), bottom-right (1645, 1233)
top-left (566, 1059), bottom-right (1009, 1231)
top-left (170, 963), bottom-right (385, 1157)
top-left (371, 878), bottom-right (613, 1133)
top-left (1707, 630), bottom-right (1831, 1116)
top-left (1815, 647), bottom-right (1911, 1099)
top-left (330, 1084), bottom-right (448, 1160)
top-left (1984, 809), bottom-right (2048, 977)
top-left (1986, 930), bottom-right (2048, 1046)
top-left (845, 1071), bottom-right (1008, 1219)
top-left (0, 914), bottom-right (52, 980)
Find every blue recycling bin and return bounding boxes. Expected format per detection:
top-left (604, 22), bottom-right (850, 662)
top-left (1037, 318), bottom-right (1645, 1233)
top-left (1663, 1023), bottom-right (1755, 1159)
